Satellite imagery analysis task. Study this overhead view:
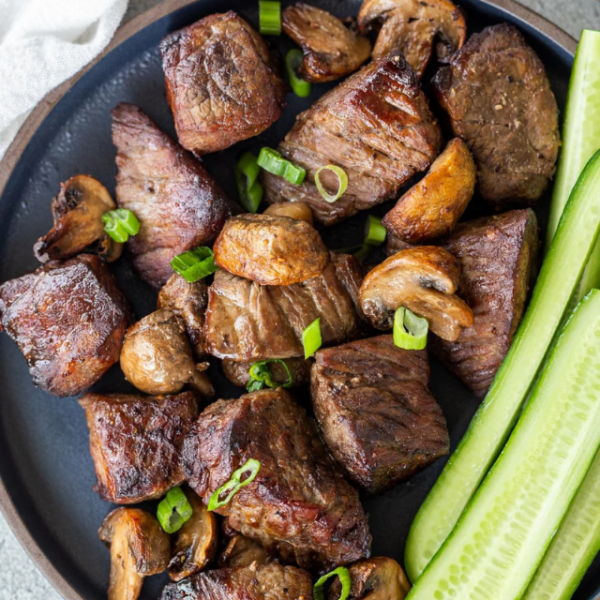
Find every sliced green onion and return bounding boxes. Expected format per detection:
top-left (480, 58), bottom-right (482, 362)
top-left (365, 215), bottom-right (386, 246)
top-left (286, 49), bottom-right (311, 98)
top-left (246, 359), bottom-right (293, 392)
top-left (235, 152), bottom-right (264, 213)
top-left (313, 567), bottom-right (351, 600)
top-left (171, 247), bottom-right (217, 282)
top-left (208, 459), bottom-right (261, 511)
top-left (258, 147), bottom-right (306, 185)
top-left (315, 165), bottom-right (348, 203)
top-left (302, 318), bottom-right (322, 359)
top-left (354, 245), bottom-right (372, 261)
top-left (259, 0), bottom-right (281, 35)
top-left (157, 487), bottom-right (193, 534)
top-left (102, 209), bottom-right (140, 243)
top-left (393, 307), bottom-right (428, 350)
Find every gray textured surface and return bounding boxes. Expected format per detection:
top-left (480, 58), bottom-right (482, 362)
top-left (1, 0), bottom-right (599, 599)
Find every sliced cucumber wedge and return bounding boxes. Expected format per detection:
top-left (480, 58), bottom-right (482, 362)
top-left (522, 449), bottom-right (600, 600)
top-left (405, 290), bottom-right (600, 600)
top-left (405, 150), bottom-right (600, 582)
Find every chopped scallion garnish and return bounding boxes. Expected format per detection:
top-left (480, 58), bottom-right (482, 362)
top-left (157, 487), bottom-right (193, 534)
top-left (394, 307), bottom-right (428, 350)
top-left (286, 49), bottom-right (311, 98)
top-left (102, 209), bottom-right (140, 243)
top-left (208, 459), bottom-right (261, 511)
top-left (259, 0), bottom-right (281, 35)
top-left (235, 152), bottom-right (264, 213)
top-left (246, 359), bottom-right (293, 392)
top-left (315, 165), bottom-right (348, 203)
top-left (302, 318), bottom-right (322, 359)
top-left (364, 215), bottom-right (387, 246)
top-left (313, 566), bottom-right (351, 600)
top-left (258, 147), bottom-right (306, 185)
top-left (171, 247), bottom-right (217, 282)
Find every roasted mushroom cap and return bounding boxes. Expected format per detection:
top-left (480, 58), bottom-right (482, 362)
top-left (120, 308), bottom-right (213, 397)
top-left (358, 0), bottom-right (466, 77)
top-left (168, 489), bottom-right (218, 581)
top-left (218, 534), bottom-right (271, 569)
top-left (382, 138), bottom-right (476, 243)
top-left (264, 201), bottom-right (314, 225)
top-left (213, 214), bottom-right (329, 286)
top-left (98, 507), bottom-right (170, 600)
top-left (282, 3), bottom-right (372, 83)
top-left (34, 175), bottom-right (123, 263)
top-left (359, 246), bottom-right (473, 341)
top-left (329, 557), bottom-right (411, 600)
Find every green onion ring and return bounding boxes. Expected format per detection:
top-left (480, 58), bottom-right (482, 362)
top-left (246, 359), bottom-right (294, 392)
top-left (235, 152), bottom-right (264, 213)
top-left (315, 165), bottom-right (348, 203)
top-left (170, 247), bottom-right (218, 283)
top-left (102, 208), bottom-right (140, 243)
top-left (286, 49), bottom-right (311, 98)
top-left (156, 487), bottom-right (194, 534)
top-left (259, 0), bottom-right (281, 35)
top-left (208, 459), bottom-right (261, 511)
top-left (365, 215), bottom-right (387, 246)
top-left (313, 566), bottom-right (352, 600)
top-left (302, 318), bottom-right (322, 359)
top-left (393, 307), bottom-right (429, 350)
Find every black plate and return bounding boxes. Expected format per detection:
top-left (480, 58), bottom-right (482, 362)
top-left (0, 1), bottom-right (590, 599)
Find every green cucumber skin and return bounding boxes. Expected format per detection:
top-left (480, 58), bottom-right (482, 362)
top-left (405, 290), bottom-right (600, 600)
top-left (405, 151), bottom-right (600, 583)
top-left (522, 450), bottom-right (600, 600)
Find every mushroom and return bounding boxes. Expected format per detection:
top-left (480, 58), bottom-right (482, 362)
top-left (168, 489), bottom-right (218, 581)
top-left (34, 174), bottom-right (123, 263)
top-left (359, 246), bottom-right (473, 341)
top-left (382, 138), bottom-right (476, 243)
top-left (218, 534), bottom-right (271, 569)
top-left (264, 201), bottom-right (314, 225)
top-left (328, 557), bottom-right (411, 600)
top-left (98, 507), bottom-right (170, 600)
top-left (358, 0), bottom-right (467, 77)
top-left (120, 308), bottom-right (213, 397)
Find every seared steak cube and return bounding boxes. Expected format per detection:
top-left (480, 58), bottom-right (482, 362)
top-left (160, 12), bottom-right (286, 155)
top-left (0, 255), bottom-right (131, 397)
top-left (433, 209), bottom-right (539, 397)
top-left (80, 392), bottom-right (198, 504)
top-left (311, 335), bottom-right (449, 494)
top-left (183, 388), bottom-right (371, 569)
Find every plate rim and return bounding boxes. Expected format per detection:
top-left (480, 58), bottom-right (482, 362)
top-left (0, 1), bottom-right (577, 599)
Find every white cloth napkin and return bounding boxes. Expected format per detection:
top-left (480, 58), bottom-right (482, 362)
top-left (0, 0), bottom-right (129, 159)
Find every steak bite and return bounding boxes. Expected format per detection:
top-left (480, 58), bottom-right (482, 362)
top-left (433, 209), bottom-right (539, 397)
top-left (312, 335), bottom-right (449, 494)
top-left (161, 563), bottom-right (313, 600)
top-left (160, 12), bottom-right (286, 155)
top-left (205, 253), bottom-right (366, 361)
top-left (112, 103), bottom-right (238, 289)
top-left (0, 255), bottom-right (131, 397)
top-left (80, 392), bottom-right (198, 504)
top-left (432, 23), bottom-right (560, 210)
top-left (183, 389), bottom-right (371, 569)
top-left (282, 3), bottom-right (371, 83)
top-left (262, 55), bottom-right (442, 226)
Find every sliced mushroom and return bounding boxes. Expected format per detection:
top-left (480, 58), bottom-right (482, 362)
top-left (382, 138), bottom-right (476, 243)
top-left (168, 489), bottom-right (218, 581)
top-left (358, 0), bottom-right (467, 77)
top-left (282, 3), bottom-right (372, 83)
top-left (264, 201), bottom-right (314, 225)
top-left (328, 557), bottom-right (411, 600)
top-left (218, 534), bottom-right (271, 569)
top-left (98, 507), bottom-right (170, 600)
top-left (359, 246), bottom-right (473, 341)
top-left (120, 308), bottom-right (213, 397)
top-left (34, 175), bottom-right (123, 263)
top-left (213, 214), bottom-right (329, 286)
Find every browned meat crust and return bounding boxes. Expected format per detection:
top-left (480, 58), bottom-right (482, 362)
top-left (0, 255), bottom-right (131, 397)
top-left (262, 55), bottom-right (442, 226)
top-left (433, 209), bottom-right (539, 397)
top-left (160, 563), bottom-right (314, 600)
top-left (80, 392), bottom-right (198, 504)
top-left (282, 3), bottom-right (371, 83)
top-left (312, 335), bottom-right (449, 494)
top-left (213, 214), bottom-right (329, 286)
top-left (183, 389), bottom-right (371, 569)
top-left (432, 23), bottom-right (560, 209)
top-left (204, 253), bottom-right (366, 361)
top-left (160, 11), bottom-right (286, 155)
top-left (222, 357), bottom-right (311, 389)
top-left (111, 103), bottom-right (238, 289)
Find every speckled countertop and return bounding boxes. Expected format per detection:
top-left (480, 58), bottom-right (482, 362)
top-left (1, 0), bottom-right (600, 599)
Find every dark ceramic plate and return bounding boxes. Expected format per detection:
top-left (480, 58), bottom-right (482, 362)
top-left (0, 1), bottom-right (587, 599)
